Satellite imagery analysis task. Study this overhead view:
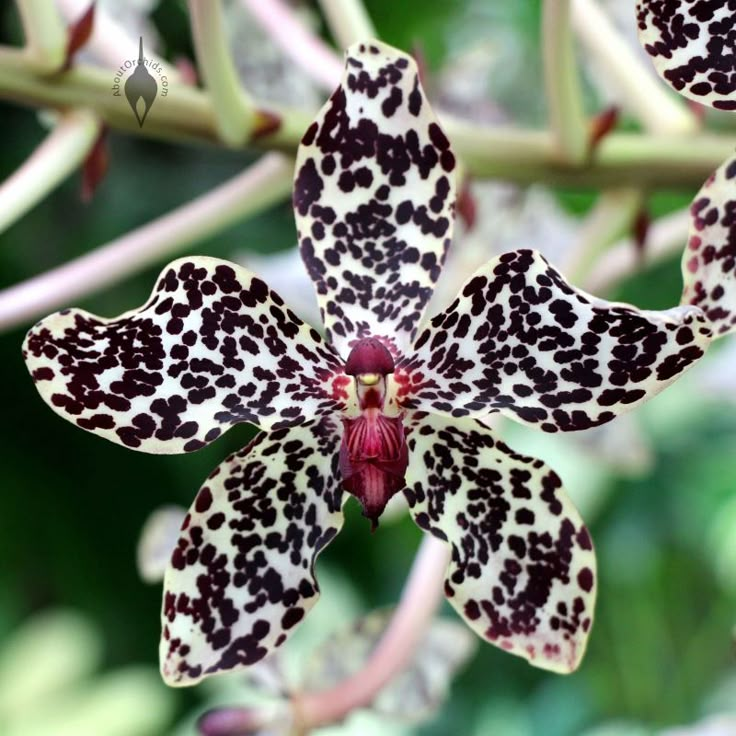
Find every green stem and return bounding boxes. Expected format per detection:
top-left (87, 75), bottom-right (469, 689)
top-left (15, 0), bottom-right (67, 72)
top-left (445, 119), bottom-right (734, 187)
top-left (317, 0), bottom-right (377, 49)
top-left (0, 46), bottom-right (732, 188)
top-left (571, 0), bottom-right (697, 136)
top-left (0, 108), bottom-right (100, 235)
top-left (542, 0), bottom-right (588, 164)
top-left (0, 46), bottom-right (309, 150)
top-left (188, 0), bottom-right (254, 146)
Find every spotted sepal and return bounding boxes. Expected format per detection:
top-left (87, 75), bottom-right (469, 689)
top-left (294, 40), bottom-right (456, 359)
top-left (399, 250), bottom-right (713, 432)
top-left (404, 413), bottom-right (596, 673)
top-left (160, 417), bottom-right (344, 686)
top-left (682, 154), bottom-right (736, 336)
top-left (23, 257), bottom-right (347, 454)
top-left (636, 0), bottom-right (736, 110)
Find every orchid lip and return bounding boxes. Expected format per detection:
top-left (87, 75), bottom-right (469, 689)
top-left (339, 339), bottom-right (409, 528)
top-left (339, 411), bottom-right (409, 531)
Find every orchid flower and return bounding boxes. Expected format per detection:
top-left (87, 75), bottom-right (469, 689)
top-left (22, 41), bottom-right (729, 688)
top-left (682, 155), bottom-right (736, 335)
top-left (636, 0), bottom-right (736, 110)
top-left (636, 3), bottom-right (736, 381)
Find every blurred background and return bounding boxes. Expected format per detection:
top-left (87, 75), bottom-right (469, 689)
top-left (1, 1), bottom-right (735, 734)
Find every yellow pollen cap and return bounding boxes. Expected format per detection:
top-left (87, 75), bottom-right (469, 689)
top-left (358, 373), bottom-right (381, 386)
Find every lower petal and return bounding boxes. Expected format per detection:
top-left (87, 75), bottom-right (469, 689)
top-left (404, 413), bottom-right (596, 673)
top-left (636, 0), bottom-right (736, 110)
top-left (160, 418), bottom-right (344, 686)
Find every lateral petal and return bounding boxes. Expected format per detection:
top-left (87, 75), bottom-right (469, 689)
top-left (400, 250), bottom-right (712, 431)
top-left (23, 257), bottom-right (346, 453)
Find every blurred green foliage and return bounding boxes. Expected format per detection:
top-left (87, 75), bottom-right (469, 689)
top-left (0, 1), bottom-right (735, 735)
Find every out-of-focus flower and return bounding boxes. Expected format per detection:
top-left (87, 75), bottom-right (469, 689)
top-left (434, 40), bottom-right (508, 125)
top-left (301, 610), bottom-right (477, 724)
top-left (582, 670), bottom-right (736, 736)
top-left (58, 0), bottom-right (163, 65)
top-left (581, 723), bottom-right (650, 736)
top-left (0, 610), bottom-right (175, 736)
top-left (681, 156), bottom-right (736, 335)
top-left (663, 715), bottom-right (736, 736)
top-left (97, 0), bottom-right (159, 43)
top-left (23, 42), bottom-right (731, 690)
top-left (224, 0), bottom-right (322, 108)
top-left (427, 181), bottom-right (580, 318)
top-left (636, 1), bottom-right (736, 111)
top-left (695, 340), bottom-right (736, 401)
top-left (138, 504), bottom-right (189, 584)
top-left (171, 569), bottom-right (473, 736)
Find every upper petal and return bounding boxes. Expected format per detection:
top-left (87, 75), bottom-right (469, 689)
top-left (404, 412), bottom-right (596, 673)
top-left (636, 1), bottom-right (736, 110)
top-left (294, 40), bottom-right (456, 359)
top-left (23, 257), bottom-right (346, 454)
top-left (160, 417), bottom-right (344, 686)
top-left (399, 250), bottom-right (713, 431)
top-left (682, 154), bottom-right (736, 336)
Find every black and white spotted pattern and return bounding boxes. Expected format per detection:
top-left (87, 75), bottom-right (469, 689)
top-left (404, 413), bottom-right (595, 673)
top-left (682, 154), bottom-right (736, 335)
top-left (161, 418), bottom-right (344, 685)
top-left (294, 41), bottom-right (456, 359)
top-left (23, 257), bottom-right (347, 453)
top-left (398, 250), bottom-right (713, 431)
top-left (637, 0), bottom-right (736, 109)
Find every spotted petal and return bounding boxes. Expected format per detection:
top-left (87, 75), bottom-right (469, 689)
top-left (636, 0), bottom-right (736, 110)
top-left (399, 250), bottom-right (712, 431)
top-left (404, 413), bottom-right (595, 673)
top-left (294, 40), bottom-right (456, 358)
top-left (160, 418), bottom-right (344, 686)
top-left (682, 154), bottom-right (736, 336)
top-left (23, 257), bottom-right (347, 454)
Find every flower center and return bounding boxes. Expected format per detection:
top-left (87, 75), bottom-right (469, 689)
top-left (339, 338), bottom-right (409, 530)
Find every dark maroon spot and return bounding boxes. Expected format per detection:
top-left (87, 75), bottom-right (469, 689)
top-left (281, 607), bottom-right (304, 630)
top-left (195, 487), bottom-right (213, 512)
top-left (577, 567), bottom-right (594, 593)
